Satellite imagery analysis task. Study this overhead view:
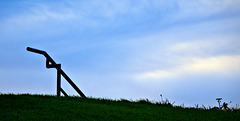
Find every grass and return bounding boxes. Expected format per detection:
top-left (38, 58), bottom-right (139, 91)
top-left (0, 94), bottom-right (239, 120)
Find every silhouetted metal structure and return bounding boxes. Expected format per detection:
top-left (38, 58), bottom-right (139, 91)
top-left (26, 47), bottom-right (86, 98)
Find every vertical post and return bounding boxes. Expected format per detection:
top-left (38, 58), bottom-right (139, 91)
top-left (57, 64), bottom-right (61, 96)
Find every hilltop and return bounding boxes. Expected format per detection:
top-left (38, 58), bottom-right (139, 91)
top-left (0, 94), bottom-right (239, 120)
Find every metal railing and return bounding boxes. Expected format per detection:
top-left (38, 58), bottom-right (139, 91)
top-left (26, 47), bottom-right (86, 98)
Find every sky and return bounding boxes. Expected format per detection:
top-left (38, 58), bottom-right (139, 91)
top-left (1, 0), bottom-right (240, 107)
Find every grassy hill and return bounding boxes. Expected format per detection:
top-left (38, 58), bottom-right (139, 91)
top-left (0, 94), bottom-right (239, 120)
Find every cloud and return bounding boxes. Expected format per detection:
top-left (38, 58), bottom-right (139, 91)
top-left (131, 36), bottom-right (240, 81)
top-left (176, 0), bottom-right (240, 14)
top-left (134, 55), bottom-right (240, 81)
top-left (182, 56), bottom-right (240, 73)
top-left (168, 41), bottom-right (211, 55)
top-left (1, 0), bottom-right (239, 42)
top-left (1, 3), bottom-right (76, 24)
top-left (3, 0), bottom-right (239, 26)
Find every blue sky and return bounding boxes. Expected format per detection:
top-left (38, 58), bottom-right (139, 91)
top-left (1, 0), bottom-right (240, 107)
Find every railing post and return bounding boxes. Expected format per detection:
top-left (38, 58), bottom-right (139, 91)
top-left (57, 64), bottom-right (61, 96)
top-left (27, 47), bottom-right (86, 98)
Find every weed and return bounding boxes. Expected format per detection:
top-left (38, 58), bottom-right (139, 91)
top-left (194, 104), bottom-right (199, 109)
top-left (136, 98), bottom-right (152, 104)
top-left (119, 98), bottom-right (131, 103)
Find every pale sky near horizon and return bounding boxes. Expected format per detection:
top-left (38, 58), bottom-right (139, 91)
top-left (1, 0), bottom-right (240, 107)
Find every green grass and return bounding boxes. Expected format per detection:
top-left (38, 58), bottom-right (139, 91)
top-left (0, 94), bottom-right (239, 120)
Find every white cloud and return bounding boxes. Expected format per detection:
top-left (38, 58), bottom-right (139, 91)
top-left (7, 4), bottom-right (76, 24)
top-left (177, 0), bottom-right (240, 14)
top-left (134, 55), bottom-right (240, 81)
top-left (169, 41), bottom-right (211, 55)
top-left (4, 0), bottom-right (240, 24)
top-left (1, 0), bottom-right (239, 36)
top-left (136, 70), bottom-right (173, 80)
top-left (182, 56), bottom-right (240, 73)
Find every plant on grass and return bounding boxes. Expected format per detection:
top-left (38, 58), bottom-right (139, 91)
top-left (215, 98), bottom-right (235, 110)
top-left (119, 98), bottom-right (132, 103)
top-left (181, 103), bottom-right (185, 108)
top-left (136, 98), bottom-right (152, 104)
top-left (156, 94), bottom-right (175, 107)
top-left (216, 98), bottom-right (222, 110)
top-left (194, 104), bottom-right (199, 109)
top-left (202, 104), bottom-right (207, 110)
top-left (222, 102), bottom-right (229, 110)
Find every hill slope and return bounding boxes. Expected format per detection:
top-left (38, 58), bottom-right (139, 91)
top-left (0, 94), bottom-right (239, 120)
